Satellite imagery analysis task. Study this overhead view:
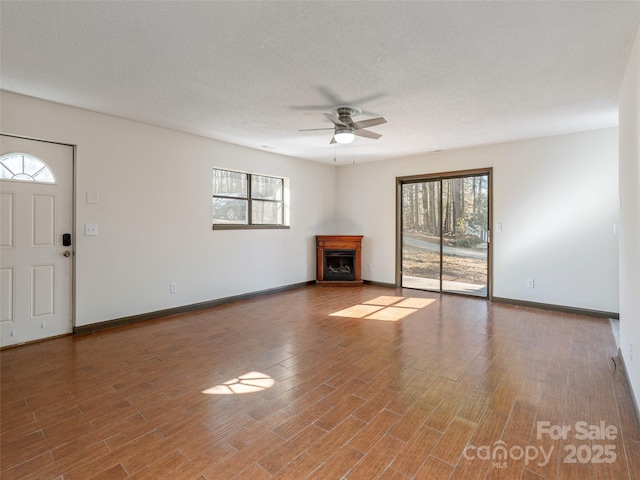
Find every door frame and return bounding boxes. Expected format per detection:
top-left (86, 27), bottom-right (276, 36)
top-left (0, 133), bottom-right (76, 345)
top-left (396, 167), bottom-right (493, 300)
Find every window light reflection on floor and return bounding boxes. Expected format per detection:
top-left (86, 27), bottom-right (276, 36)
top-left (329, 295), bottom-right (436, 321)
top-left (202, 371), bottom-right (275, 395)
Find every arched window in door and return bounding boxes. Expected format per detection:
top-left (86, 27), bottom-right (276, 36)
top-left (0, 153), bottom-right (56, 183)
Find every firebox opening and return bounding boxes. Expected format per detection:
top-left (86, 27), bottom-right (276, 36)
top-left (324, 249), bottom-right (356, 281)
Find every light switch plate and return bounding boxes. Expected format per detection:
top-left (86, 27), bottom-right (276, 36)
top-left (84, 224), bottom-right (98, 236)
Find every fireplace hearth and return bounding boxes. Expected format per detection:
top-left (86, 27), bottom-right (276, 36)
top-left (316, 235), bottom-right (363, 285)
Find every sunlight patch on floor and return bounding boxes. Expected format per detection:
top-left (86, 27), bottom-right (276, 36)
top-left (363, 295), bottom-right (405, 306)
top-left (202, 371), bottom-right (274, 395)
top-left (330, 296), bottom-right (436, 321)
top-left (329, 304), bottom-right (385, 318)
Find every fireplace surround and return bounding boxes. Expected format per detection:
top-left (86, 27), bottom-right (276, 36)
top-left (316, 235), bottom-right (363, 285)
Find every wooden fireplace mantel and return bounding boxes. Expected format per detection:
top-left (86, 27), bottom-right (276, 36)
top-left (316, 235), bottom-right (363, 285)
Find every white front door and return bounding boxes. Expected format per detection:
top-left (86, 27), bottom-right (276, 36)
top-left (0, 135), bottom-right (74, 347)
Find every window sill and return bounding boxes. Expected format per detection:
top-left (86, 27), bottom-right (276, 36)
top-left (212, 224), bottom-right (290, 231)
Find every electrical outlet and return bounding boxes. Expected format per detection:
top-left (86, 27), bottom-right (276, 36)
top-left (41, 321), bottom-right (46, 329)
top-left (527, 278), bottom-right (535, 288)
top-left (169, 282), bottom-right (177, 294)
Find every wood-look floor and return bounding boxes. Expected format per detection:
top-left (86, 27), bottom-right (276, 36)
top-left (2, 285), bottom-right (639, 480)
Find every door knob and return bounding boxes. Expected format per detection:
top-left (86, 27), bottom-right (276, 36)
top-left (63, 250), bottom-right (71, 257)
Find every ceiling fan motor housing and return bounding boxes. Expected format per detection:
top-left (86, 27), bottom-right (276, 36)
top-left (335, 125), bottom-right (354, 135)
top-left (336, 107), bottom-right (357, 125)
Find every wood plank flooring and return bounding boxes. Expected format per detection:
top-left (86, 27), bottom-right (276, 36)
top-left (2, 285), bottom-right (639, 479)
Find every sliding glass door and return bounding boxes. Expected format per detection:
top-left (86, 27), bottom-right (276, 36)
top-left (399, 170), bottom-right (490, 297)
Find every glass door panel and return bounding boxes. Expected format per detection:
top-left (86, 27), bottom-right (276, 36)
top-left (441, 176), bottom-right (488, 297)
top-left (401, 181), bottom-right (441, 291)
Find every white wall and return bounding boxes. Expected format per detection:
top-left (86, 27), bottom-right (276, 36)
top-left (335, 128), bottom-right (620, 313)
top-left (1, 91), bottom-right (337, 326)
top-left (619, 25), bottom-right (640, 411)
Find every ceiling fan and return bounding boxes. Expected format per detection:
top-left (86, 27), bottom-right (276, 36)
top-left (299, 106), bottom-right (387, 144)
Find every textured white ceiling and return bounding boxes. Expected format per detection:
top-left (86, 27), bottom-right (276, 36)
top-left (1, 1), bottom-right (639, 165)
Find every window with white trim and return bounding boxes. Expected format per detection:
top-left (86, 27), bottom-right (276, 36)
top-left (0, 153), bottom-right (56, 183)
top-left (212, 168), bottom-right (288, 229)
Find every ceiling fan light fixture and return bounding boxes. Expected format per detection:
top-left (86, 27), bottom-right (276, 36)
top-left (334, 127), bottom-right (355, 144)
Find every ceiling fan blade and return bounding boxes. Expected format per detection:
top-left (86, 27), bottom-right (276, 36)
top-left (317, 86), bottom-right (346, 106)
top-left (352, 117), bottom-right (387, 130)
top-left (324, 113), bottom-right (346, 127)
top-left (299, 127), bottom-right (334, 131)
top-left (348, 92), bottom-right (386, 107)
top-left (330, 136), bottom-right (337, 144)
top-left (354, 129), bottom-right (382, 140)
top-left (290, 104), bottom-right (334, 111)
